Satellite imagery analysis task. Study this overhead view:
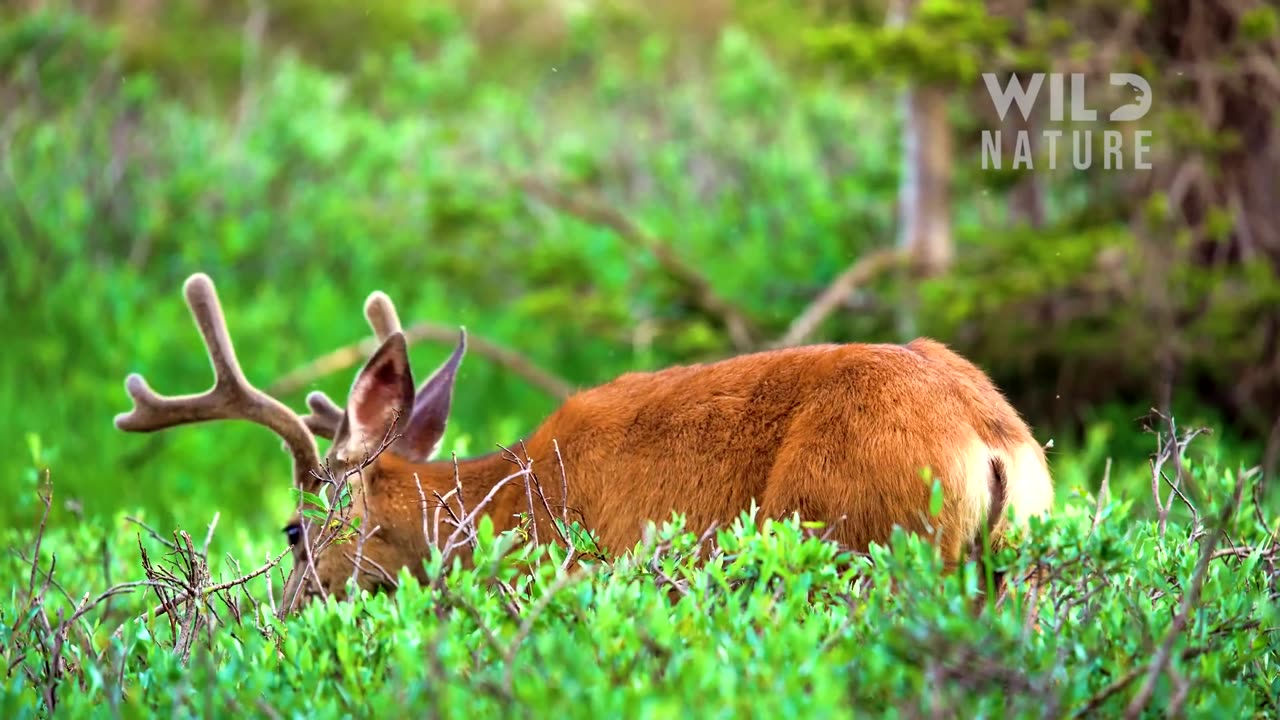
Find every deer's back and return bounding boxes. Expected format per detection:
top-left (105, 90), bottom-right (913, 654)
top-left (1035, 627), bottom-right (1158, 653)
top-left (527, 339), bottom-right (1049, 557)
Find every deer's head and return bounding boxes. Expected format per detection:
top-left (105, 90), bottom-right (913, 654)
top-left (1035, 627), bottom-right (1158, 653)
top-left (114, 273), bottom-right (467, 615)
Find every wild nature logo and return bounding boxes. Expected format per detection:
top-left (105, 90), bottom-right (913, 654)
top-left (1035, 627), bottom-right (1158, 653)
top-left (980, 72), bottom-right (1153, 172)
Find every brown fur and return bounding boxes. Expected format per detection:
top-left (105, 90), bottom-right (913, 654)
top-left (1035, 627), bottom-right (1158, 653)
top-left (279, 334), bottom-right (1055, 611)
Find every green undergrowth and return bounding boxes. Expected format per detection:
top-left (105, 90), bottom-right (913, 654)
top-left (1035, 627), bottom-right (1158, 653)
top-left (2, 434), bottom-right (1277, 718)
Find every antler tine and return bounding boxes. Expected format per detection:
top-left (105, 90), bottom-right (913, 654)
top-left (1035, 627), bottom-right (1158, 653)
top-left (299, 289), bottom-right (405, 441)
top-left (364, 290), bottom-right (402, 342)
top-left (114, 273), bottom-right (322, 488)
top-left (302, 391), bottom-right (344, 439)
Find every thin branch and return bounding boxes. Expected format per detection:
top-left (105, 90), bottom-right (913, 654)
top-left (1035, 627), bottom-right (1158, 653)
top-left (1089, 457), bottom-right (1112, 539)
top-left (772, 248), bottom-right (909, 348)
top-left (138, 546), bottom-right (292, 623)
top-left (1073, 646), bottom-right (1210, 718)
top-left (269, 321), bottom-right (573, 401)
top-left (201, 512), bottom-right (220, 556)
top-left (21, 472), bottom-right (53, 622)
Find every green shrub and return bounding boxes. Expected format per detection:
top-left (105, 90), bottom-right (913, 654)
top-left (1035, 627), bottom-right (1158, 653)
top-left (1, 431), bottom-right (1276, 717)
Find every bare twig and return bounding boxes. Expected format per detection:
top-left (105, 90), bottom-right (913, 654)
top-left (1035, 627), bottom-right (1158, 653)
top-left (553, 439), bottom-right (569, 526)
top-left (1090, 457), bottom-right (1112, 538)
top-left (1145, 411), bottom-right (1209, 538)
top-left (270, 321), bottom-right (573, 401)
top-left (342, 546), bottom-right (398, 591)
top-left (414, 473), bottom-right (432, 547)
top-left (20, 472), bottom-right (53, 624)
top-left (442, 469), bottom-right (530, 554)
top-left (138, 546), bottom-right (292, 623)
top-left (9, 470), bottom-right (300, 711)
top-left (503, 442), bottom-right (541, 548)
top-left (772, 248), bottom-right (909, 348)
top-left (201, 512), bottom-right (220, 556)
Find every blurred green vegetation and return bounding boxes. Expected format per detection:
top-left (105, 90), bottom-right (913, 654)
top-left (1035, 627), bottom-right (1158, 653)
top-left (3, 0), bottom-right (1279, 715)
top-left (1, 0), bottom-right (1274, 542)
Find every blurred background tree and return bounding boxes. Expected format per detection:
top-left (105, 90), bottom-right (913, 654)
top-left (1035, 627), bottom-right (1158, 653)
top-left (2, 0), bottom-right (1276, 539)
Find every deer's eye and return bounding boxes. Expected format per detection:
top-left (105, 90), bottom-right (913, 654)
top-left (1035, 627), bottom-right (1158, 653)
top-left (284, 523), bottom-right (302, 547)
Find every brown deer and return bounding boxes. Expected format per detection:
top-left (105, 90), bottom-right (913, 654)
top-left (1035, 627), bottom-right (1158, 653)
top-left (115, 273), bottom-right (1054, 613)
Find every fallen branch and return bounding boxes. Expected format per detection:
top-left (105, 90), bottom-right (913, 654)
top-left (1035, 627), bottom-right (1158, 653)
top-left (518, 176), bottom-right (760, 351)
top-left (269, 322), bottom-right (574, 401)
top-left (771, 248), bottom-right (908, 348)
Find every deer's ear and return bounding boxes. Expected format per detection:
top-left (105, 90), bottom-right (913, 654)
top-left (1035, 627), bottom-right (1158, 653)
top-left (335, 332), bottom-right (415, 462)
top-left (398, 329), bottom-right (466, 462)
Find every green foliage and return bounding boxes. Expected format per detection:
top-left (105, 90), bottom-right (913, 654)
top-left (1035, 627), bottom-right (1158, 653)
top-left (2, 1), bottom-right (1272, 540)
top-left (2, 456), bottom-right (1276, 716)
top-left (806, 0), bottom-right (1010, 86)
top-left (1, 3), bottom-right (1275, 712)
top-left (1, 0), bottom-right (1273, 536)
top-left (1, 5), bottom-right (915, 533)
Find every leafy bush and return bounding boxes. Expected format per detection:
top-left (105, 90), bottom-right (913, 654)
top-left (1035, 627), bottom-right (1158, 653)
top-left (2, 426), bottom-right (1276, 717)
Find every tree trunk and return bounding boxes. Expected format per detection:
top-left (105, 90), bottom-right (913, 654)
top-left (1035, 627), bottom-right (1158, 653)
top-left (898, 85), bottom-right (955, 275)
top-left (886, 0), bottom-right (954, 340)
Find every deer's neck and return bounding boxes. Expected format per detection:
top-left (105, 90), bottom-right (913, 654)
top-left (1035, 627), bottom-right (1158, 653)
top-left (380, 448), bottom-right (530, 537)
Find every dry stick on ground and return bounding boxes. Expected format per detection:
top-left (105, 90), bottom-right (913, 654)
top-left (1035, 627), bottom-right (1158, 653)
top-left (772, 248), bottom-right (910, 349)
top-left (518, 176), bottom-right (761, 352)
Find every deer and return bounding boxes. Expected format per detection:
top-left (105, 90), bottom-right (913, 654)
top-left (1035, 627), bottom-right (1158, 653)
top-left (114, 273), bottom-right (1054, 614)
